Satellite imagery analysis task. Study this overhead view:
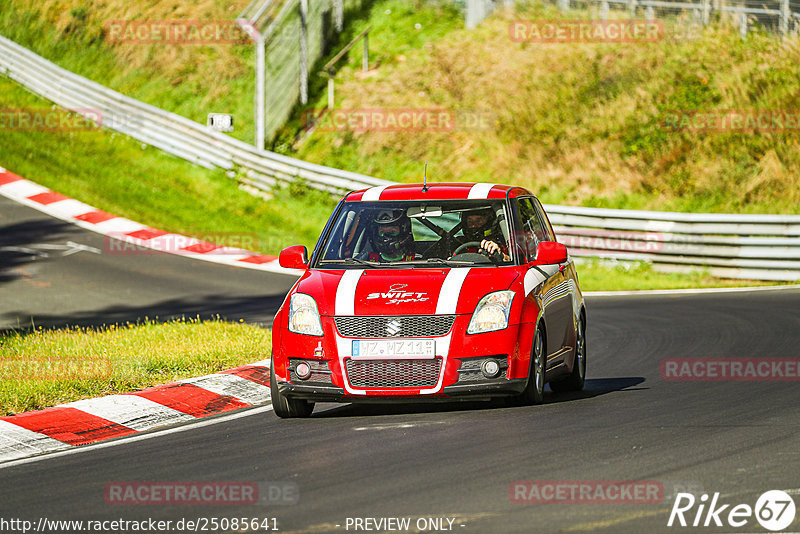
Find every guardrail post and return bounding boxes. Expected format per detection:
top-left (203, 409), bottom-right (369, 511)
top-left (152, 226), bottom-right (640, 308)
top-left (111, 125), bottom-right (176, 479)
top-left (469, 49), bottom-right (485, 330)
top-left (739, 12), bottom-right (748, 38)
top-left (558, 0), bottom-right (570, 12)
top-left (628, 0), bottom-right (637, 18)
top-left (702, 0), bottom-right (711, 25)
top-left (601, 0), bottom-right (609, 20)
top-left (645, 6), bottom-right (655, 19)
top-left (327, 72), bottom-right (335, 109)
top-left (780, 0), bottom-right (790, 35)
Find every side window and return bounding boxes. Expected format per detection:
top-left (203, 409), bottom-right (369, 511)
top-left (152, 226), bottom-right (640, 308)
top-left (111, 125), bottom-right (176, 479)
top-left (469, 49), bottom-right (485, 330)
top-left (514, 198), bottom-right (548, 261)
top-left (533, 198), bottom-right (556, 241)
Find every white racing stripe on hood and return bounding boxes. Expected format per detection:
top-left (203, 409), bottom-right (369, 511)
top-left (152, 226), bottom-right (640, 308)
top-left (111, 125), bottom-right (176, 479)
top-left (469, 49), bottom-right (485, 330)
top-left (361, 186), bottom-right (387, 201)
top-left (335, 269), bottom-right (364, 315)
top-left (467, 183), bottom-right (494, 199)
top-left (435, 268), bottom-right (471, 314)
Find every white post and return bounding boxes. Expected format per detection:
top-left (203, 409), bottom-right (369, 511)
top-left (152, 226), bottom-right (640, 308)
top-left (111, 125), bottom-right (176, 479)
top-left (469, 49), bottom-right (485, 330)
top-left (299, 0), bottom-right (308, 105)
top-left (255, 35), bottom-right (265, 151)
top-left (328, 76), bottom-right (335, 110)
top-left (334, 0), bottom-right (344, 32)
top-left (601, 0), bottom-right (609, 20)
top-left (628, 0), bottom-right (637, 18)
top-left (702, 0), bottom-right (710, 25)
top-left (645, 6), bottom-right (655, 19)
top-left (739, 12), bottom-right (747, 38)
top-left (363, 32), bottom-right (369, 72)
top-left (781, 0), bottom-right (789, 35)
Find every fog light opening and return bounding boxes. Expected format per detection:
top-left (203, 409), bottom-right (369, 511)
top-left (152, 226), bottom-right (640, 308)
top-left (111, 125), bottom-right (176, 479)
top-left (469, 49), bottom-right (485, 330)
top-left (481, 359), bottom-right (501, 379)
top-left (295, 361), bottom-right (312, 380)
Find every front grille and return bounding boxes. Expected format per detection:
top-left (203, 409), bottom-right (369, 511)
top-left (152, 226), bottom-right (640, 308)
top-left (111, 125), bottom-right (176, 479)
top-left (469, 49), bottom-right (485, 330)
top-left (345, 358), bottom-right (442, 388)
top-left (335, 315), bottom-right (455, 338)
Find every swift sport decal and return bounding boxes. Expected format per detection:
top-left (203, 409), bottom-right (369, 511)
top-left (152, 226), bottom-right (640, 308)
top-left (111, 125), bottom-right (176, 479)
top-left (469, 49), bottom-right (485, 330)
top-left (366, 283), bottom-right (430, 305)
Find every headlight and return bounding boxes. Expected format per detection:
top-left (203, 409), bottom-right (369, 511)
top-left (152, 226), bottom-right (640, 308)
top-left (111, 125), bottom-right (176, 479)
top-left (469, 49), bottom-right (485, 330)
top-left (467, 291), bottom-right (515, 334)
top-left (288, 293), bottom-right (323, 336)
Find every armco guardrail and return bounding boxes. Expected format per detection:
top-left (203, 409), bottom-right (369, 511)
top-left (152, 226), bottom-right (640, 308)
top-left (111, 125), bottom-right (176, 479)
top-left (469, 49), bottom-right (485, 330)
top-left (0, 34), bottom-right (390, 195)
top-left (545, 205), bottom-right (800, 281)
top-left (1, 35), bottom-right (798, 281)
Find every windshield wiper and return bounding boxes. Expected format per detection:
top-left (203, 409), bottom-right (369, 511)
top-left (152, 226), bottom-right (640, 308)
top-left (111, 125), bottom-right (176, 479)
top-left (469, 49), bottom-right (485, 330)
top-left (319, 258), bottom-right (379, 266)
top-left (401, 258), bottom-right (475, 266)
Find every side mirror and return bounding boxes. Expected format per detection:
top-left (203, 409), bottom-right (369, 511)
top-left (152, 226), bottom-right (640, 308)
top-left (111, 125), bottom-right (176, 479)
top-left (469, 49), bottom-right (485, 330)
top-left (535, 241), bottom-right (568, 265)
top-left (279, 245), bottom-right (309, 269)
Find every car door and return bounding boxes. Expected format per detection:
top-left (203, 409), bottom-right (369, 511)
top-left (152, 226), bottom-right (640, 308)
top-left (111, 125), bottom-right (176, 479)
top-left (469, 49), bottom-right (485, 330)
top-left (514, 197), bottom-right (572, 367)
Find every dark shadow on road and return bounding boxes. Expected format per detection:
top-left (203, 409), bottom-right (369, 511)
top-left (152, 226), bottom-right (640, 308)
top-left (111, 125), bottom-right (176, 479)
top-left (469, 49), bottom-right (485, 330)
top-left (0, 218), bottom-right (75, 284)
top-left (309, 377), bottom-right (646, 418)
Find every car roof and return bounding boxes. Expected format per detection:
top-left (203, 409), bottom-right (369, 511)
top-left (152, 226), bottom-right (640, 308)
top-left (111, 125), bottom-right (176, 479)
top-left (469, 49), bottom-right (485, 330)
top-left (344, 182), bottom-right (532, 202)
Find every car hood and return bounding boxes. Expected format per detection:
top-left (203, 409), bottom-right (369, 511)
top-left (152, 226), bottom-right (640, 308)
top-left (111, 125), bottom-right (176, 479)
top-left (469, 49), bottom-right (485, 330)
top-left (295, 267), bottom-right (520, 316)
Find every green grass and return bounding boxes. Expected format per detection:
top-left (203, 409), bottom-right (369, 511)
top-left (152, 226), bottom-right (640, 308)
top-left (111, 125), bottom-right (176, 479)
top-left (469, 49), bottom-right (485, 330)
top-left (0, 76), bottom-right (336, 256)
top-left (0, 318), bottom-right (271, 415)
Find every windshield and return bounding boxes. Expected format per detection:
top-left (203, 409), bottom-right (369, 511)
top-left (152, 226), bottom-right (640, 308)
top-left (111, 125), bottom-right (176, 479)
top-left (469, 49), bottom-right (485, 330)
top-left (315, 200), bottom-right (513, 268)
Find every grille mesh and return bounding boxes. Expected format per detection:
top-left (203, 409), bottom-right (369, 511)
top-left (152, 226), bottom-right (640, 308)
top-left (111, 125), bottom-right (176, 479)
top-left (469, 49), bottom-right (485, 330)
top-left (345, 358), bottom-right (442, 388)
top-left (335, 315), bottom-right (455, 338)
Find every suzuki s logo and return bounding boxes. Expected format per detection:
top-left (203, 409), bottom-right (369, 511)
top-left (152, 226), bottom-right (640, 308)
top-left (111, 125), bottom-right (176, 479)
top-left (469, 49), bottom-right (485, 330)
top-left (386, 319), bottom-right (403, 337)
top-left (366, 283), bottom-right (430, 305)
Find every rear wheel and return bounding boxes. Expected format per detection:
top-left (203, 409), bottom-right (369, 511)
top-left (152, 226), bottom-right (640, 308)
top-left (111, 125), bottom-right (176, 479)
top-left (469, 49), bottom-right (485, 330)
top-left (517, 326), bottom-right (546, 405)
top-left (550, 315), bottom-right (586, 393)
top-left (270, 362), bottom-right (314, 418)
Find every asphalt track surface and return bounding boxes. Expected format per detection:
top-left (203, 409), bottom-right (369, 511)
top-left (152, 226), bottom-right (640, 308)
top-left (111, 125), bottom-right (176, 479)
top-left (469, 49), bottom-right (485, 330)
top-left (2, 195), bottom-right (800, 533)
top-left (0, 195), bottom-right (296, 330)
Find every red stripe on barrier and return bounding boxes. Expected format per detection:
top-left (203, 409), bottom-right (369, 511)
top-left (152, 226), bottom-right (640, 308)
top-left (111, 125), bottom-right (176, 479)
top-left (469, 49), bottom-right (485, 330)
top-left (28, 191), bottom-right (69, 205)
top-left (133, 383), bottom-right (249, 417)
top-left (220, 365), bottom-right (270, 387)
top-left (238, 254), bottom-right (278, 265)
top-left (126, 228), bottom-right (168, 241)
top-left (0, 173), bottom-right (24, 186)
top-left (75, 210), bottom-right (116, 224)
top-left (181, 242), bottom-right (221, 254)
top-left (1, 407), bottom-right (136, 446)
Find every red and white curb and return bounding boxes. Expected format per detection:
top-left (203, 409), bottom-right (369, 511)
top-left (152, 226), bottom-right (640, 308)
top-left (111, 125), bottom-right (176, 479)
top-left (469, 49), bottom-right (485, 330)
top-left (0, 361), bottom-right (272, 464)
top-left (0, 167), bottom-right (300, 276)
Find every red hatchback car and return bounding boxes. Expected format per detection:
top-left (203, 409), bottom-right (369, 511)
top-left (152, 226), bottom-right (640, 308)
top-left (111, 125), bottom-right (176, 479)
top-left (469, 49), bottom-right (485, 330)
top-left (270, 182), bottom-right (586, 417)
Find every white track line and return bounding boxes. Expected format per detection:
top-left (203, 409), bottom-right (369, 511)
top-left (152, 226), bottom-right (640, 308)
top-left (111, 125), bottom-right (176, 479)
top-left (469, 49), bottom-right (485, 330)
top-left (585, 284), bottom-right (799, 297)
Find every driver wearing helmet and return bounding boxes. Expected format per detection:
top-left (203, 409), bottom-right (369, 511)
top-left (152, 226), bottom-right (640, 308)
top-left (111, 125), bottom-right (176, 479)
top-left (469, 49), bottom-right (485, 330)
top-left (457, 207), bottom-right (510, 261)
top-left (368, 209), bottom-right (416, 262)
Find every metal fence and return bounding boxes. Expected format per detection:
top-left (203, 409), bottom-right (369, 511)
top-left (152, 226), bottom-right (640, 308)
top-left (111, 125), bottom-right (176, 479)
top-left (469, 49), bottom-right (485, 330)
top-left (552, 0), bottom-right (800, 36)
top-left (1, 34), bottom-right (798, 281)
top-left (0, 34), bottom-right (389, 194)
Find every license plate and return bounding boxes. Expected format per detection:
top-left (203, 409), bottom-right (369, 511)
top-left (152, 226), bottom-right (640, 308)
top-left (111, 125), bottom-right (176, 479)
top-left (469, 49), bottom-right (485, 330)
top-left (351, 339), bottom-right (436, 360)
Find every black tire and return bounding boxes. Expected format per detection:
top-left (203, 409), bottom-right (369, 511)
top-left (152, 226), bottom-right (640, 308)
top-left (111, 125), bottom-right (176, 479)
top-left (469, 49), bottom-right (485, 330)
top-left (517, 326), bottom-right (546, 405)
top-left (270, 362), bottom-right (314, 418)
top-left (550, 315), bottom-right (586, 393)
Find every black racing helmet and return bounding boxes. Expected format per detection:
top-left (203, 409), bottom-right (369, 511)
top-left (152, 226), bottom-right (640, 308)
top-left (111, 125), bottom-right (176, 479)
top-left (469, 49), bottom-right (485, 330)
top-left (371, 209), bottom-right (413, 256)
top-left (461, 206), bottom-right (497, 242)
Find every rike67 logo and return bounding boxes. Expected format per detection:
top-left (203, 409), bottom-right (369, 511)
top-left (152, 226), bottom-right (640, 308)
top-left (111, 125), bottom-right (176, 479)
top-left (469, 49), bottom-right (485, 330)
top-left (668, 490), bottom-right (796, 531)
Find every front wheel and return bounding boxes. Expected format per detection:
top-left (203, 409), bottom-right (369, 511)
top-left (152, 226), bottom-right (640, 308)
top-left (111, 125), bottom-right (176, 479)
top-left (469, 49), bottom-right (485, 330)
top-left (517, 326), bottom-right (546, 405)
top-left (550, 315), bottom-right (586, 393)
top-left (270, 361), bottom-right (314, 418)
